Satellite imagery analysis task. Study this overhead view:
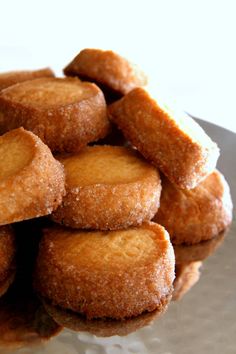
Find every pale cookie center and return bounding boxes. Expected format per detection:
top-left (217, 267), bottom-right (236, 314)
top-left (52, 229), bottom-right (158, 268)
top-left (3, 80), bottom-right (94, 108)
top-left (61, 149), bottom-right (150, 186)
top-left (0, 137), bottom-right (33, 181)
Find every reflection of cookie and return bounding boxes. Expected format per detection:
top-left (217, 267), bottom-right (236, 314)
top-left (34, 222), bottom-right (175, 320)
top-left (0, 287), bottom-right (62, 350)
top-left (173, 262), bottom-right (202, 301)
top-left (174, 230), bottom-right (226, 264)
top-left (0, 220), bottom-right (62, 351)
top-left (43, 294), bottom-right (171, 337)
top-left (0, 68), bottom-right (54, 92)
top-left (0, 77), bottom-right (109, 152)
top-left (154, 170), bottom-right (232, 244)
top-left (0, 128), bottom-right (65, 225)
top-left (0, 226), bottom-right (16, 297)
top-left (64, 49), bottom-right (147, 100)
top-left (109, 88), bottom-right (219, 189)
top-left (52, 146), bottom-right (161, 230)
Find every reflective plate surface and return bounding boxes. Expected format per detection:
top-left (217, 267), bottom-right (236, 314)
top-left (2, 119), bottom-right (236, 354)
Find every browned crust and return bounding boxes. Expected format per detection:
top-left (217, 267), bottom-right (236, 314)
top-left (153, 170), bottom-right (233, 244)
top-left (42, 292), bottom-right (172, 337)
top-left (108, 88), bottom-right (220, 189)
top-left (172, 262), bottom-right (202, 301)
top-left (174, 230), bottom-right (227, 264)
top-left (0, 226), bottom-right (16, 291)
top-left (52, 146), bottom-right (161, 230)
top-left (0, 77), bottom-right (110, 152)
top-left (0, 128), bottom-right (65, 225)
top-left (34, 222), bottom-right (175, 320)
top-left (0, 68), bottom-right (54, 92)
top-left (64, 48), bottom-right (148, 96)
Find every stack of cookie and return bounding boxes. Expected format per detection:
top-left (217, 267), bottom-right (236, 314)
top-left (0, 49), bottom-right (233, 338)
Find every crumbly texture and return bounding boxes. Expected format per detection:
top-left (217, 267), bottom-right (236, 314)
top-left (0, 77), bottom-right (110, 152)
top-left (0, 68), bottom-right (54, 92)
top-left (64, 48), bottom-right (148, 98)
top-left (0, 226), bottom-right (16, 297)
top-left (109, 88), bottom-right (220, 189)
top-left (172, 262), bottom-right (202, 301)
top-left (52, 146), bottom-right (161, 230)
top-left (0, 128), bottom-right (65, 225)
top-left (43, 293), bottom-right (171, 337)
top-left (34, 222), bottom-right (175, 320)
top-left (153, 170), bottom-right (233, 244)
top-left (174, 230), bottom-right (226, 264)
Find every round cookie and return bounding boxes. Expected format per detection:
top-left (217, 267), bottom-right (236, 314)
top-left (0, 226), bottom-right (16, 297)
top-left (0, 128), bottom-right (65, 225)
top-left (52, 146), bottom-right (161, 230)
top-left (64, 48), bottom-right (147, 100)
top-left (0, 77), bottom-right (109, 152)
top-left (153, 170), bottom-right (233, 244)
top-left (34, 222), bottom-right (175, 320)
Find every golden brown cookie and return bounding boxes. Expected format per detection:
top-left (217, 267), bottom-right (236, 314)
top-left (0, 128), bottom-right (65, 225)
top-left (52, 146), bottom-right (161, 230)
top-left (109, 88), bottom-right (219, 189)
top-left (0, 68), bottom-right (54, 92)
top-left (34, 222), bottom-right (175, 320)
top-left (172, 262), bottom-right (202, 301)
top-left (153, 170), bottom-right (233, 244)
top-left (64, 48), bottom-right (147, 100)
top-left (0, 77), bottom-right (110, 152)
top-left (0, 226), bottom-right (16, 297)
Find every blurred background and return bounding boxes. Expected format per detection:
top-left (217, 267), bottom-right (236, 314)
top-left (1, 0), bottom-right (235, 132)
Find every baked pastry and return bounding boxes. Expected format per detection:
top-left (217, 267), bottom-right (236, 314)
top-left (0, 67), bottom-right (54, 92)
top-left (172, 262), bottom-right (202, 301)
top-left (52, 146), bottom-right (161, 230)
top-left (43, 297), bottom-right (169, 337)
top-left (0, 77), bottom-right (109, 152)
top-left (0, 226), bottom-right (16, 297)
top-left (109, 88), bottom-right (219, 189)
top-left (64, 48), bottom-right (147, 101)
top-left (174, 230), bottom-right (226, 264)
top-left (34, 222), bottom-right (175, 320)
top-left (153, 170), bottom-right (233, 244)
top-left (0, 128), bottom-right (65, 225)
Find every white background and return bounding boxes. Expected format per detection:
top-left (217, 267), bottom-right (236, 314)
top-left (1, 0), bottom-right (236, 132)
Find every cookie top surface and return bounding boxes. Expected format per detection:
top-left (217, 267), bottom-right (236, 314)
top-left (0, 77), bottom-right (101, 109)
top-left (0, 128), bottom-right (35, 182)
top-left (59, 145), bottom-right (158, 187)
top-left (42, 223), bottom-right (168, 271)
